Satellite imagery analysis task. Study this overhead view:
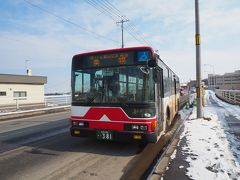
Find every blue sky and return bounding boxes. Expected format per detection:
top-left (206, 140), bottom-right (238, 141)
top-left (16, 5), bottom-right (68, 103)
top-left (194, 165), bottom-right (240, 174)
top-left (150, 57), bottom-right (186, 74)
top-left (0, 0), bottom-right (240, 93)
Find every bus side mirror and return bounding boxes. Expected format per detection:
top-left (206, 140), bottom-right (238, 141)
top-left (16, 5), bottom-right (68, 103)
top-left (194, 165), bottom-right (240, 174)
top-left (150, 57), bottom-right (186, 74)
top-left (153, 69), bottom-right (161, 82)
top-left (147, 59), bottom-right (157, 67)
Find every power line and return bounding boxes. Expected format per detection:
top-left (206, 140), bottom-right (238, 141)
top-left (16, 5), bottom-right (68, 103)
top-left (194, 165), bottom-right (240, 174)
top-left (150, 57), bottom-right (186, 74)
top-left (99, 0), bottom-right (151, 44)
top-left (85, 0), bottom-right (153, 46)
top-left (126, 24), bottom-right (152, 46)
top-left (92, 0), bottom-right (149, 44)
top-left (102, 0), bottom-right (122, 14)
top-left (85, 0), bottom-right (118, 21)
top-left (101, 0), bottom-right (128, 21)
top-left (23, 0), bottom-right (119, 44)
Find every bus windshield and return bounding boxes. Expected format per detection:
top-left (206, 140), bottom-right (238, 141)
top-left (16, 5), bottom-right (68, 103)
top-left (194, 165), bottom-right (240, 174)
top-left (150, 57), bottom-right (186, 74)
top-left (72, 66), bottom-right (154, 105)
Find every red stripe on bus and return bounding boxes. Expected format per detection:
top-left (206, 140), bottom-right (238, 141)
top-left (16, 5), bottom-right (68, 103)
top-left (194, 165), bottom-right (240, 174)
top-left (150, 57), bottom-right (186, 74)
top-left (71, 107), bottom-right (155, 122)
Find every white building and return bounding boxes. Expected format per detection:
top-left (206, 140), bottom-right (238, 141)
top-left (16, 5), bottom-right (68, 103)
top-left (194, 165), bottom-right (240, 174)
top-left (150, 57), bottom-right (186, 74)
top-left (0, 74), bottom-right (47, 106)
top-left (208, 70), bottom-right (240, 90)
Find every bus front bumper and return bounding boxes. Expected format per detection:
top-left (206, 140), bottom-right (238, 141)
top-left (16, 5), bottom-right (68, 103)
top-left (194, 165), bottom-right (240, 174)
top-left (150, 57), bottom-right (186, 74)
top-left (70, 127), bottom-right (157, 143)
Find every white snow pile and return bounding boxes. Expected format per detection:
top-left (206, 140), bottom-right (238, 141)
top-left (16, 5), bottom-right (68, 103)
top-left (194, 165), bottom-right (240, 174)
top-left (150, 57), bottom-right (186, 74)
top-left (206, 91), bottom-right (240, 161)
top-left (207, 90), bottom-right (240, 121)
top-left (181, 107), bottom-right (240, 180)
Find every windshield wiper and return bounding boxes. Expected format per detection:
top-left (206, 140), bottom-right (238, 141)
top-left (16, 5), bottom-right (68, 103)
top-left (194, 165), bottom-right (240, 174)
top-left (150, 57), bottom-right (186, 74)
top-left (87, 92), bottom-right (102, 104)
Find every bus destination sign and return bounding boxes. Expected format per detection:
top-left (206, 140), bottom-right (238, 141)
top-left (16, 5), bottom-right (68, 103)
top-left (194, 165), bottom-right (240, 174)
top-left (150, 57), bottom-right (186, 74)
top-left (88, 52), bottom-right (133, 67)
top-left (73, 49), bottom-right (153, 69)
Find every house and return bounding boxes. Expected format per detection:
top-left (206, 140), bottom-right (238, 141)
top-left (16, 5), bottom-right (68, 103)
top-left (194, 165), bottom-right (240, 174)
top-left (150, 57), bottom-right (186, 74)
top-left (0, 74), bottom-right (47, 106)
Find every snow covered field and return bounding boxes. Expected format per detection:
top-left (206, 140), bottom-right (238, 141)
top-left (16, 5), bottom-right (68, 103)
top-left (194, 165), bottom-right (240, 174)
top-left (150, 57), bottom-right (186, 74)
top-left (178, 90), bottom-right (240, 180)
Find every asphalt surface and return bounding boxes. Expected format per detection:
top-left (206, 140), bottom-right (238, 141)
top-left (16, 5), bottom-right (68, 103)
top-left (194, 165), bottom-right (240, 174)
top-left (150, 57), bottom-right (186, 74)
top-left (0, 96), bottom-right (190, 180)
top-left (0, 112), bottom-right (143, 180)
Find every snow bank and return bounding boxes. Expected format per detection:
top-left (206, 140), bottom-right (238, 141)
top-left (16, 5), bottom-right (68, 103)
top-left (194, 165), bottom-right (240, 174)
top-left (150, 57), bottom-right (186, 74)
top-left (208, 91), bottom-right (240, 120)
top-left (180, 94), bottom-right (240, 179)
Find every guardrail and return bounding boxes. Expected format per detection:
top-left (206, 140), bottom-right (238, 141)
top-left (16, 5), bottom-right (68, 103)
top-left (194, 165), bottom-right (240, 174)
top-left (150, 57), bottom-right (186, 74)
top-left (0, 105), bottom-right (70, 116)
top-left (215, 89), bottom-right (240, 105)
top-left (0, 95), bottom-right (71, 116)
top-left (44, 95), bottom-right (71, 106)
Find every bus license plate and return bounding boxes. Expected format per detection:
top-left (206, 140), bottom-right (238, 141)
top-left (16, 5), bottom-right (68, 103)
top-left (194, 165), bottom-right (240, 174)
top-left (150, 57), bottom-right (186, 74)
top-left (96, 130), bottom-right (113, 140)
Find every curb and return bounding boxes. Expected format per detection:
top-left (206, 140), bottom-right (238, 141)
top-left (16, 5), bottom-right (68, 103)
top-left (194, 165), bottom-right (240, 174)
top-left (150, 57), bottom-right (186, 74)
top-left (0, 106), bottom-right (70, 121)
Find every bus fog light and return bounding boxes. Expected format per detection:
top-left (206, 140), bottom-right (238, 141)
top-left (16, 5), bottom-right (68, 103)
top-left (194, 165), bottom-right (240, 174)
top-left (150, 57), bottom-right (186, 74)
top-left (132, 125), bottom-right (139, 130)
top-left (74, 130), bottom-right (80, 135)
top-left (140, 125), bottom-right (148, 131)
top-left (133, 134), bottom-right (142, 140)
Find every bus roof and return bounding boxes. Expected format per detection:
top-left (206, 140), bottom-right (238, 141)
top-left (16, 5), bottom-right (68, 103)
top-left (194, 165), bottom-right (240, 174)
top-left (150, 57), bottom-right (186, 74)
top-left (73, 46), bottom-right (155, 58)
top-left (72, 46), bottom-right (179, 80)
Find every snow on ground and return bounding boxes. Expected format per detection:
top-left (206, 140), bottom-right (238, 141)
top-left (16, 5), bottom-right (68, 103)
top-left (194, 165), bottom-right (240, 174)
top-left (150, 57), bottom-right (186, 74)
top-left (179, 91), bottom-right (240, 180)
top-left (205, 90), bottom-right (240, 121)
top-left (205, 90), bottom-right (240, 162)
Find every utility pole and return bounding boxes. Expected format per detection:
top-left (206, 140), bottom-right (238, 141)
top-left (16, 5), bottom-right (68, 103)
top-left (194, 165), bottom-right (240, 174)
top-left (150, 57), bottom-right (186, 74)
top-left (195, 0), bottom-right (203, 118)
top-left (117, 18), bottom-right (129, 48)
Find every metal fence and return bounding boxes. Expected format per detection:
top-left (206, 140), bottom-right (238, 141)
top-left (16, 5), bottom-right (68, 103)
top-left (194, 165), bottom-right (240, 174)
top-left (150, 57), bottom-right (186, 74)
top-left (215, 89), bottom-right (240, 105)
top-left (0, 95), bottom-right (71, 116)
top-left (44, 95), bottom-right (71, 106)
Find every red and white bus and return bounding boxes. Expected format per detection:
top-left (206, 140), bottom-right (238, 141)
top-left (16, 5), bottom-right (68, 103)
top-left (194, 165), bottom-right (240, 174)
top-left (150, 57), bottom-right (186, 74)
top-left (70, 46), bottom-right (180, 143)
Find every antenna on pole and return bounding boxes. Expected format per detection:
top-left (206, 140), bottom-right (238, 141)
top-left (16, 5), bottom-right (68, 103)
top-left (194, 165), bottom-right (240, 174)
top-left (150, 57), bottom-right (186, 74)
top-left (25, 60), bottom-right (32, 76)
top-left (25, 60), bottom-right (29, 70)
top-left (117, 17), bottom-right (129, 48)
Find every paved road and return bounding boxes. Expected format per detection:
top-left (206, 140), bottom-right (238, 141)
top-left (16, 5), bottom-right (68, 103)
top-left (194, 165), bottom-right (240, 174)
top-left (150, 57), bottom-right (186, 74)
top-left (0, 112), bottom-right (142, 180)
top-left (0, 95), bottom-right (190, 180)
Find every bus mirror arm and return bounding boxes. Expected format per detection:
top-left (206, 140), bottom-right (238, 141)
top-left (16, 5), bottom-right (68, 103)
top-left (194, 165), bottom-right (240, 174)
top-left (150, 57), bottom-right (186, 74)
top-left (147, 58), bottom-right (157, 67)
top-left (153, 68), bottom-right (161, 82)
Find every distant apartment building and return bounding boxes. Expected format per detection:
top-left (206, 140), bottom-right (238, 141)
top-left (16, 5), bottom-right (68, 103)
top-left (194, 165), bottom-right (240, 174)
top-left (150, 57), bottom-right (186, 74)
top-left (0, 74), bottom-right (47, 106)
top-left (208, 70), bottom-right (240, 90)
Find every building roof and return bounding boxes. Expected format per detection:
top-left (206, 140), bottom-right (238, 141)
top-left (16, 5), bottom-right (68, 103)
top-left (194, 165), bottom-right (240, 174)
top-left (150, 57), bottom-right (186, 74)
top-left (0, 74), bottom-right (47, 85)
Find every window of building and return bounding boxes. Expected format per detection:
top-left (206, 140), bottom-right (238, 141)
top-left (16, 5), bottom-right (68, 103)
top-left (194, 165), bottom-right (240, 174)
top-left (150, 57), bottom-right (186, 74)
top-left (0, 91), bottom-right (6, 96)
top-left (13, 91), bottom-right (27, 97)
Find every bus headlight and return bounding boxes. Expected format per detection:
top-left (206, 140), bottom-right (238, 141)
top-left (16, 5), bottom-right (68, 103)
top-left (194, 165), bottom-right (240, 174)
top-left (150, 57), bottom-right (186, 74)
top-left (124, 124), bottom-right (148, 131)
top-left (72, 121), bottom-right (78, 126)
top-left (72, 121), bottom-right (89, 128)
top-left (140, 125), bottom-right (148, 131)
top-left (132, 125), bottom-right (139, 130)
top-left (78, 122), bottom-right (85, 126)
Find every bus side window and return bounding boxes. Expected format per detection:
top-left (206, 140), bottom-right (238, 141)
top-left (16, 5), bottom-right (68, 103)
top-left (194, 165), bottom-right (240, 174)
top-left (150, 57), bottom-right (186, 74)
top-left (160, 68), bottom-right (164, 98)
top-left (169, 71), bottom-right (172, 95)
top-left (163, 67), bottom-right (169, 97)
